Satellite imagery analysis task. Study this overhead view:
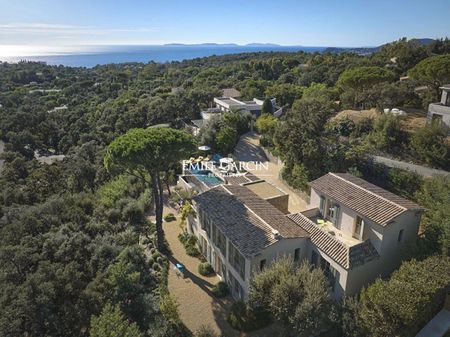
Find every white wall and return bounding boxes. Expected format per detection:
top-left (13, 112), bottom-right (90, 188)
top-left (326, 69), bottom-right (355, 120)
top-left (308, 187), bottom-right (422, 297)
top-left (250, 238), bottom-right (308, 273)
top-left (380, 211), bottom-right (421, 259)
top-left (345, 211), bottom-right (420, 296)
top-left (305, 241), bottom-right (348, 299)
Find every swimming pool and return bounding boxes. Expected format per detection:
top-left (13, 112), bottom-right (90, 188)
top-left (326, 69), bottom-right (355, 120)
top-left (192, 169), bottom-right (223, 186)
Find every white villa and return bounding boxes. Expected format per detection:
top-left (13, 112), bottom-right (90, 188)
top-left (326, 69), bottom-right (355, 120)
top-left (428, 84), bottom-right (450, 131)
top-left (288, 173), bottom-right (423, 298)
top-left (213, 96), bottom-right (282, 117)
top-left (185, 93), bottom-right (282, 136)
top-left (183, 172), bottom-right (423, 300)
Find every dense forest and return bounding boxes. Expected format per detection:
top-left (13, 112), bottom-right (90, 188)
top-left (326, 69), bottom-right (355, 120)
top-left (0, 37), bottom-right (449, 337)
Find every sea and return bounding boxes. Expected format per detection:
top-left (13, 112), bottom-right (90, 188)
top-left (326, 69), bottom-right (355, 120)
top-left (1, 45), bottom-right (326, 68)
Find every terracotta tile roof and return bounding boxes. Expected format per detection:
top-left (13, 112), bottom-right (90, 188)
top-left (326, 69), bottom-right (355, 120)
top-left (222, 88), bottom-right (241, 98)
top-left (309, 173), bottom-right (422, 225)
top-left (287, 212), bottom-right (379, 269)
top-left (192, 185), bottom-right (308, 257)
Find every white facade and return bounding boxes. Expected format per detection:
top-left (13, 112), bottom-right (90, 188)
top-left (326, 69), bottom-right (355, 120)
top-left (186, 172), bottom-right (422, 301)
top-left (213, 97), bottom-right (278, 116)
top-left (187, 207), bottom-right (308, 300)
top-left (307, 187), bottom-right (422, 297)
top-left (428, 85), bottom-right (450, 130)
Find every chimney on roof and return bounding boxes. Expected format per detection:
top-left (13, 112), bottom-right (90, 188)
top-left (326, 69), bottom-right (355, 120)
top-left (272, 230), bottom-right (282, 240)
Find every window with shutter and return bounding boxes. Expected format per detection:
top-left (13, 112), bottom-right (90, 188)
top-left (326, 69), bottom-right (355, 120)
top-left (332, 205), bottom-right (340, 228)
top-left (319, 196), bottom-right (325, 215)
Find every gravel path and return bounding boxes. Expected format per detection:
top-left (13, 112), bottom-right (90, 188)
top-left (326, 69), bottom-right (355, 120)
top-left (164, 217), bottom-right (236, 336)
top-left (164, 216), bottom-right (279, 337)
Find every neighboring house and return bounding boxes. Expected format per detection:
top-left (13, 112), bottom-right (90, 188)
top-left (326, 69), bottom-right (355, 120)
top-left (184, 172), bottom-right (423, 300)
top-left (288, 173), bottom-right (423, 298)
top-left (213, 97), bottom-right (282, 117)
top-left (189, 184), bottom-right (308, 299)
top-left (200, 107), bottom-right (221, 120)
top-left (184, 119), bottom-right (204, 136)
top-left (428, 84), bottom-right (450, 130)
top-left (184, 95), bottom-right (282, 136)
top-left (47, 105), bottom-right (68, 114)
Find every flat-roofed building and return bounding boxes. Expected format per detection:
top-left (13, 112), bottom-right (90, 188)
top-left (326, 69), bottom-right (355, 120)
top-left (428, 84), bottom-right (450, 131)
top-left (213, 96), bottom-right (281, 117)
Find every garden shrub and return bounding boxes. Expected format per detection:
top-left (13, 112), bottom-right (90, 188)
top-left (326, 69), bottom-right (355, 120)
top-left (178, 232), bottom-right (200, 257)
top-left (328, 117), bottom-right (356, 137)
top-left (411, 122), bottom-right (449, 169)
top-left (185, 245), bottom-right (200, 257)
top-left (198, 262), bottom-right (214, 276)
top-left (164, 213), bottom-right (176, 222)
top-left (212, 281), bottom-right (229, 298)
top-left (195, 325), bottom-right (219, 337)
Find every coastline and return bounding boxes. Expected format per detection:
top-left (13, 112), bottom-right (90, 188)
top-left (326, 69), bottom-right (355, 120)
top-left (0, 44), bottom-right (324, 68)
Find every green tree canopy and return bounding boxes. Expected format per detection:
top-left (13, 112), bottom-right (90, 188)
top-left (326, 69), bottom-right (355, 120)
top-left (337, 66), bottom-right (396, 91)
top-left (409, 54), bottom-right (450, 96)
top-left (261, 98), bottom-right (274, 114)
top-left (411, 123), bottom-right (449, 169)
top-left (104, 127), bottom-right (196, 250)
top-left (249, 258), bottom-right (332, 336)
top-left (215, 126), bottom-right (238, 155)
top-left (90, 304), bottom-right (142, 337)
top-left (265, 83), bottom-right (303, 108)
top-left (358, 255), bottom-right (450, 337)
top-left (416, 175), bottom-right (450, 256)
top-left (365, 113), bottom-right (406, 152)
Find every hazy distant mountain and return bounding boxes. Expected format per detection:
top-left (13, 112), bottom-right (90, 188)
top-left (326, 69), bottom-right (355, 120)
top-left (164, 43), bottom-right (238, 47)
top-left (163, 43), bottom-right (282, 47)
top-left (245, 43), bottom-right (281, 47)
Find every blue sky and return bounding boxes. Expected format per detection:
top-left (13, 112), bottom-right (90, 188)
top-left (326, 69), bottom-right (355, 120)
top-left (0, 0), bottom-right (449, 55)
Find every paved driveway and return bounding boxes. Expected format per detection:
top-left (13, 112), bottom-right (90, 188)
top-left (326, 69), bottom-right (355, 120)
top-left (164, 218), bottom-right (233, 335)
top-left (373, 155), bottom-right (449, 177)
top-left (234, 132), bottom-right (308, 213)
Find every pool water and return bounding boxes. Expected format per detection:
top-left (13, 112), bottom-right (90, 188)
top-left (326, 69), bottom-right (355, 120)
top-left (192, 170), bottom-right (223, 186)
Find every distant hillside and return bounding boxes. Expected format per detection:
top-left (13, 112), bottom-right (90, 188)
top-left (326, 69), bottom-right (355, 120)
top-left (324, 46), bottom-right (380, 55)
top-left (409, 38), bottom-right (436, 46)
top-left (324, 38), bottom-right (437, 54)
